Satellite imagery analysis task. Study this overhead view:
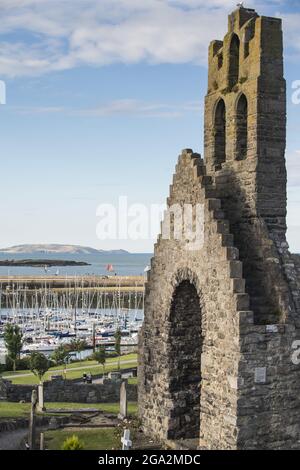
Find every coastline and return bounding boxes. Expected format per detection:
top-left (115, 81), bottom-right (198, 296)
top-left (0, 259), bottom-right (90, 267)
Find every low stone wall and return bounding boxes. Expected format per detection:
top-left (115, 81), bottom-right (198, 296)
top-left (0, 379), bottom-right (9, 401)
top-left (1, 381), bottom-right (33, 402)
top-left (0, 377), bottom-right (137, 404)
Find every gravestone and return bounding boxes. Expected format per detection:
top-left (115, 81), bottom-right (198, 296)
top-left (51, 375), bottom-right (63, 381)
top-left (121, 429), bottom-right (132, 450)
top-left (48, 417), bottom-right (59, 430)
top-left (40, 432), bottom-right (44, 451)
top-left (118, 380), bottom-right (127, 419)
top-left (37, 383), bottom-right (45, 412)
top-left (28, 389), bottom-right (38, 450)
top-left (108, 371), bottom-right (121, 381)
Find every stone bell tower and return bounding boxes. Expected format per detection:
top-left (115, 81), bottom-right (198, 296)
top-left (205, 7), bottom-right (288, 324)
top-left (138, 7), bottom-right (300, 450)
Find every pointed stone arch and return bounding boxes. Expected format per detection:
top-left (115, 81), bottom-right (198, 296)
top-left (166, 269), bottom-right (204, 440)
top-left (236, 93), bottom-right (248, 160)
top-left (229, 34), bottom-right (240, 88)
top-left (213, 98), bottom-right (226, 169)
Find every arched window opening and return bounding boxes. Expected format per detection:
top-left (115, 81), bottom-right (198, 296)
top-left (217, 53), bottom-right (223, 70)
top-left (236, 94), bottom-right (248, 160)
top-left (244, 41), bottom-right (250, 58)
top-left (229, 34), bottom-right (240, 88)
top-left (167, 280), bottom-right (202, 440)
top-left (214, 99), bottom-right (226, 169)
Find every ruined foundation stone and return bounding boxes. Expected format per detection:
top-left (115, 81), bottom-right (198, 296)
top-left (138, 7), bottom-right (300, 450)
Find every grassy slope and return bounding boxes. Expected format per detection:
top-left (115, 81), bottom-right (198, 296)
top-left (128, 377), bottom-right (137, 385)
top-left (2, 353), bottom-right (137, 385)
top-left (0, 401), bottom-right (137, 419)
top-left (45, 428), bottom-right (117, 450)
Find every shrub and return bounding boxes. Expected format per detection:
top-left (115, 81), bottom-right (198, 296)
top-left (51, 345), bottom-right (69, 365)
top-left (5, 356), bottom-right (14, 371)
top-left (61, 435), bottom-right (84, 450)
top-left (106, 351), bottom-right (118, 358)
top-left (29, 352), bottom-right (49, 382)
top-left (5, 355), bottom-right (31, 371)
top-left (16, 356), bottom-right (31, 370)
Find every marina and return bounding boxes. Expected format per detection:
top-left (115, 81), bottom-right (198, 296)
top-left (0, 275), bottom-right (145, 358)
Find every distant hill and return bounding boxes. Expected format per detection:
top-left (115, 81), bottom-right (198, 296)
top-left (0, 259), bottom-right (90, 267)
top-left (0, 244), bottom-right (130, 255)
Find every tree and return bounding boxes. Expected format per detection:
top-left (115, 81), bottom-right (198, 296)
top-left (51, 345), bottom-right (69, 365)
top-left (4, 323), bottom-right (23, 372)
top-left (61, 435), bottom-right (84, 450)
top-left (70, 339), bottom-right (88, 362)
top-left (114, 328), bottom-right (122, 370)
top-left (29, 352), bottom-right (49, 383)
top-left (93, 346), bottom-right (106, 376)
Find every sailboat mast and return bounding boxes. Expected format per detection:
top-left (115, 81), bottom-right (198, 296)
top-left (74, 277), bottom-right (77, 338)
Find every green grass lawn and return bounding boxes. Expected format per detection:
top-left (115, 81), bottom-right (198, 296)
top-left (0, 401), bottom-right (137, 419)
top-left (1, 353), bottom-right (137, 385)
top-left (0, 401), bottom-right (31, 419)
top-left (49, 352), bottom-right (137, 371)
top-left (128, 376), bottom-right (137, 385)
top-left (45, 428), bottom-right (117, 450)
top-left (46, 402), bottom-right (137, 415)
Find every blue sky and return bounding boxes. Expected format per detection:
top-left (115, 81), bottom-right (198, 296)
top-left (0, 0), bottom-right (299, 253)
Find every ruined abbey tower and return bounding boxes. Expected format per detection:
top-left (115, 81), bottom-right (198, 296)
top-left (138, 7), bottom-right (300, 450)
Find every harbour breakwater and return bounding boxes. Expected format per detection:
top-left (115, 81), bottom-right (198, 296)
top-left (0, 275), bottom-right (145, 310)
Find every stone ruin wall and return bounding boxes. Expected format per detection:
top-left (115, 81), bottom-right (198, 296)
top-left (204, 10), bottom-right (292, 325)
top-left (139, 150), bottom-right (248, 449)
top-left (292, 254), bottom-right (300, 281)
top-left (0, 377), bottom-right (137, 404)
top-left (138, 7), bottom-right (300, 450)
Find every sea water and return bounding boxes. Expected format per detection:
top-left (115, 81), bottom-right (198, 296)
top-left (0, 252), bottom-right (152, 277)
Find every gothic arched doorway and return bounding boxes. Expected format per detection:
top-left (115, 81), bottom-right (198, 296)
top-left (167, 280), bottom-right (202, 440)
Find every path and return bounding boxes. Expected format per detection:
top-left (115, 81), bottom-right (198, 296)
top-left (0, 425), bottom-right (47, 450)
top-left (0, 428), bottom-right (27, 450)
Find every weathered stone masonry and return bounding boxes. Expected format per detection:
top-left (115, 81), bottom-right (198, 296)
top-left (0, 377), bottom-right (137, 404)
top-left (138, 7), bottom-right (300, 450)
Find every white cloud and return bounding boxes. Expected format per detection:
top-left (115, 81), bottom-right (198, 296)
top-left (280, 13), bottom-right (300, 60)
top-left (10, 105), bottom-right (65, 115)
top-left (8, 98), bottom-right (202, 118)
top-left (74, 99), bottom-right (202, 117)
top-left (0, 0), bottom-right (294, 78)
